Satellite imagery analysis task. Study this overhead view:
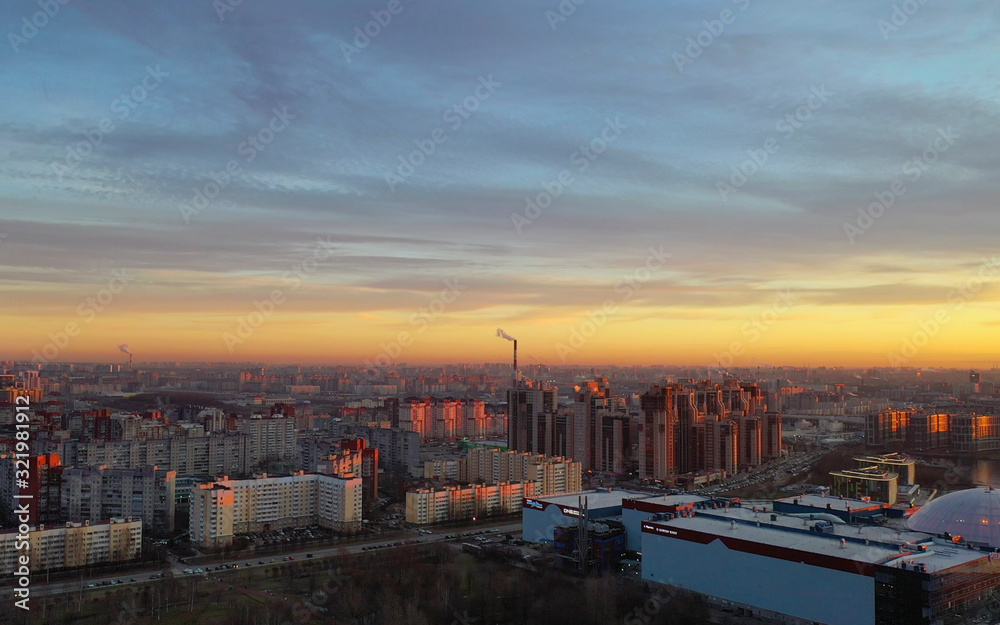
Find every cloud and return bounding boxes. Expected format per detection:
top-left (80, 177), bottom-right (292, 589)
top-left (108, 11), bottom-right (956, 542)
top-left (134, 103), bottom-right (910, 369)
top-left (2, 0), bottom-right (999, 363)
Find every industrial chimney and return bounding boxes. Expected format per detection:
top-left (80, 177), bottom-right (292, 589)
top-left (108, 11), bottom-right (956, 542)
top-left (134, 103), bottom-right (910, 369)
top-left (513, 339), bottom-right (518, 387)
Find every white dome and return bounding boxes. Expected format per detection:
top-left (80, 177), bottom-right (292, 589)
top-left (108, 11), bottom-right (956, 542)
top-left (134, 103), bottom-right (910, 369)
top-left (906, 487), bottom-right (1000, 547)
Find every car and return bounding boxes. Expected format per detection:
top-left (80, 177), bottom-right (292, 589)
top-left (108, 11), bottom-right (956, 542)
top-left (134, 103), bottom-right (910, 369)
top-left (306, 554), bottom-right (313, 558)
top-left (130, 578), bottom-right (136, 582)
top-left (288, 556), bottom-right (295, 561)
top-left (258, 561), bottom-right (264, 565)
top-left (87, 583), bottom-right (96, 588)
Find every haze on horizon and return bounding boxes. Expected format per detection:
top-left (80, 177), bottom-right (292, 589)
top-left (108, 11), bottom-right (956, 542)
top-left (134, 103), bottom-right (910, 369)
top-left (1, 1), bottom-right (999, 369)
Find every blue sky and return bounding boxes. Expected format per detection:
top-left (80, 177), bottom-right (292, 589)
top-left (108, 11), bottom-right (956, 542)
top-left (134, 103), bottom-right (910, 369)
top-left (2, 0), bottom-right (999, 365)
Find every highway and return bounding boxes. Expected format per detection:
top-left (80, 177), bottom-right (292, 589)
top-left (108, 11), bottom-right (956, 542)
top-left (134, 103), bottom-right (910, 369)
top-left (8, 520), bottom-right (523, 600)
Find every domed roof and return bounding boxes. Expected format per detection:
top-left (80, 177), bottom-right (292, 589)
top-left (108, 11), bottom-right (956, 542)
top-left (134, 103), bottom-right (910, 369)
top-left (907, 487), bottom-right (1000, 547)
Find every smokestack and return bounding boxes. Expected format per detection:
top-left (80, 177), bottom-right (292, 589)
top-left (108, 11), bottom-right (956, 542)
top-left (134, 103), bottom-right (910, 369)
top-left (513, 339), bottom-right (518, 387)
top-left (118, 344), bottom-right (133, 372)
top-left (496, 329), bottom-right (517, 387)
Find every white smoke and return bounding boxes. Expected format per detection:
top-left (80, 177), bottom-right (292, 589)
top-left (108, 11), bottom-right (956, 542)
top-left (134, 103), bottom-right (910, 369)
top-left (496, 328), bottom-right (516, 341)
top-left (118, 344), bottom-right (132, 354)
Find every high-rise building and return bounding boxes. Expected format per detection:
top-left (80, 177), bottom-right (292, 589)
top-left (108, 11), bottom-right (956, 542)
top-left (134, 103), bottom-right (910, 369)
top-left (62, 434), bottom-right (251, 477)
top-left (234, 414), bottom-right (297, 468)
top-left (705, 418), bottom-right (739, 476)
top-left (395, 397), bottom-right (489, 439)
top-left (189, 483), bottom-right (234, 549)
top-left (61, 465), bottom-right (177, 535)
top-left (639, 385), bottom-right (678, 480)
top-left (507, 380), bottom-right (558, 454)
top-left (570, 379), bottom-right (634, 473)
top-left (318, 439), bottom-right (379, 509)
top-left (461, 447), bottom-right (581, 495)
top-left (0, 453), bottom-right (62, 526)
top-left (762, 411), bottom-right (782, 460)
top-left (190, 473), bottom-right (362, 548)
top-left (639, 381), bottom-right (776, 479)
top-left (327, 424), bottom-right (421, 476)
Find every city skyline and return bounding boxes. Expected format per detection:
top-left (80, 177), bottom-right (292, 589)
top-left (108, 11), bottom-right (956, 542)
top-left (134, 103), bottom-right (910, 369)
top-left (3, 2), bottom-right (1000, 367)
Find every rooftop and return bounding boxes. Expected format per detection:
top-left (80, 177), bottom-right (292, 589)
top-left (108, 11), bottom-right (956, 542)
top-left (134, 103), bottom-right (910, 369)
top-left (907, 487), bottom-right (1000, 548)
top-left (775, 493), bottom-right (886, 512)
top-left (536, 489), bottom-right (659, 510)
top-left (643, 506), bottom-right (986, 574)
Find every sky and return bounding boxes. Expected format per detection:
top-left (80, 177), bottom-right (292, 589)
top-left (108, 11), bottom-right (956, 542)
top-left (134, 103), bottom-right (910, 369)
top-left (1, 0), bottom-right (999, 369)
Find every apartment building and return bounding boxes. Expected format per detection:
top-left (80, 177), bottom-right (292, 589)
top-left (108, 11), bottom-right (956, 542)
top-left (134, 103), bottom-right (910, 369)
top-left (0, 518), bottom-right (142, 575)
top-left (233, 414), bottom-right (297, 468)
top-left (405, 481), bottom-right (535, 525)
top-left (0, 453), bottom-right (62, 526)
top-left (189, 473), bottom-right (362, 548)
top-left (63, 434), bottom-right (251, 477)
top-left (461, 447), bottom-right (581, 496)
top-left (61, 465), bottom-right (176, 535)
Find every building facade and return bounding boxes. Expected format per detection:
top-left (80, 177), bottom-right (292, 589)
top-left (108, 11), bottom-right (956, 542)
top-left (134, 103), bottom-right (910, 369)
top-left (61, 465), bottom-right (176, 535)
top-left (234, 414), bottom-right (297, 468)
top-left (507, 382), bottom-right (559, 455)
top-left (0, 453), bottom-right (62, 526)
top-left (406, 481), bottom-right (534, 525)
top-left (64, 434), bottom-right (251, 477)
top-left (189, 473), bottom-right (362, 548)
top-left (0, 518), bottom-right (142, 575)
top-left (461, 447), bottom-right (581, 496)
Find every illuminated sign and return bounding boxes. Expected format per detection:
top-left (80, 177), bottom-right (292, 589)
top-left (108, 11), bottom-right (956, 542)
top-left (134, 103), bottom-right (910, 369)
top-left (559, 506), bottom-right (581, 517)
top-left (524, 499), bottom-right (543, 510)
top-left (641, 522), bottom-right (678, 536)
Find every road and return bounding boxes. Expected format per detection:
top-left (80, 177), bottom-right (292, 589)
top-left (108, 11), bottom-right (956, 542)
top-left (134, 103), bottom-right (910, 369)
top-left (16, 520), bottom-right (523, 599)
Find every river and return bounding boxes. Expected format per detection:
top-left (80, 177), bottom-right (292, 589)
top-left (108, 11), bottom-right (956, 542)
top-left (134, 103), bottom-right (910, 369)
top-left (925, 456), bottom-right (1000, 487)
